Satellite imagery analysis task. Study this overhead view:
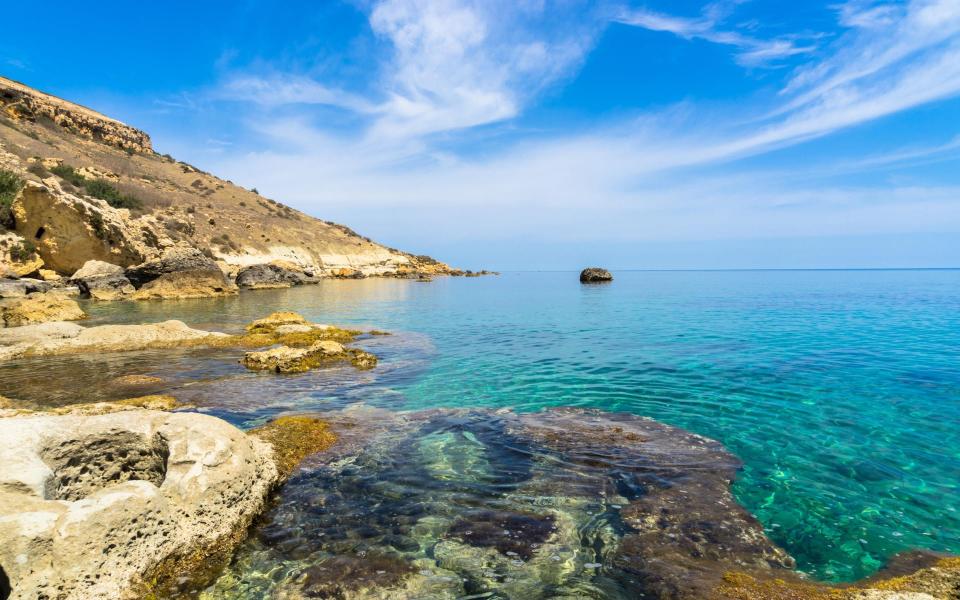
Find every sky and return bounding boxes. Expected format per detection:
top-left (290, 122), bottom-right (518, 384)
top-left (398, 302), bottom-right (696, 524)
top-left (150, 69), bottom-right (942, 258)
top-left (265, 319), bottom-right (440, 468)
top-left (3, 0), bottom-right (960, 270)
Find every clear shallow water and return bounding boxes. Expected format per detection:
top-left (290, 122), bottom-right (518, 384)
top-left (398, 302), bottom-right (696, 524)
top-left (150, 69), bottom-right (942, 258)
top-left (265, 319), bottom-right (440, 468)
top-left (2, 270), bottom-right (958, 584)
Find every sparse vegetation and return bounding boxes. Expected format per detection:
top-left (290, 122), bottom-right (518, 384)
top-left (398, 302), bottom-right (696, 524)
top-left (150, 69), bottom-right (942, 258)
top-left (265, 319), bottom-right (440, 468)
top-left (27, 162), bottom-right (48, 178)
top-left (49, 164), bottom-right (142, 210)
top-left (0, 169), bottom-right (24, 229)
top-left (9, 239), bottom-right (36, 261)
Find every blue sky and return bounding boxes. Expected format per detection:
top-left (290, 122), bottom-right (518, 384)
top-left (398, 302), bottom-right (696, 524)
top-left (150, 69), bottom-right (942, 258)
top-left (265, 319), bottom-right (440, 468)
top-left (3, 0), bottom-right (960, 269)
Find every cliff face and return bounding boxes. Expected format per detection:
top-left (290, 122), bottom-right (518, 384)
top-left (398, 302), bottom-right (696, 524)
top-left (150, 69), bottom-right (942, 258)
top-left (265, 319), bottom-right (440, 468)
top-left (0, 76), bottom-right (453, 279)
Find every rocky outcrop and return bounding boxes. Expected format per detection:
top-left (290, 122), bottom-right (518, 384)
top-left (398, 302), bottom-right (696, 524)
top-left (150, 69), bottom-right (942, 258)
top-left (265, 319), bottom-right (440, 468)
top-left (70, 259), bottom-right (135, 300)
top-left (12, 181), bottom-right (164, 274)
top-left (0, 277), bottom-right (54, 298)
top-left (241, 339), bottom-right (377, 373)
top-left (579, 267), bottom-right (613, 283)
top-left (1, 75), bottom-right (152, 153)
top-left (125, 244), bottom-right (237, 300)
top-left (1, 77), bottom-right (457, 284)
top-left (0, 293), bottom-right (86, 327)
top-left (235, 262), bottom-right (313, 289)
top-left (0, 319), bottom-right (225, 360)
top-left (0, 409), bottom-right (275, 599)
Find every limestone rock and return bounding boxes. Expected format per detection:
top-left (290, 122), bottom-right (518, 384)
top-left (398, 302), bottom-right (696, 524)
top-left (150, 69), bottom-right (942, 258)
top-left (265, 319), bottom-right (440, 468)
top-left (70, 259), bottom-right (135, 301)
top-left (0, 319), bottom-right (225, 361)
top-left (0, 293), bottom-right (86, 327)
top-left (241, 340), bottom-right (352, 373)
top-left (246, 311), bottom-right (309, 333)
top-left (125, 244), bottom-right (237, 299)
top-left (579, 267), bottom-right (613, 283)
top-left (235, 262), bottom-right (311, 289)
top-left (131, 269), bottom-right (238, 300)
top-left (12, 182), bottom-right (164, 274)
top-left (0, 409), bottom-right (277, 600)
top-left (1, 75), bottom-right (152, 153)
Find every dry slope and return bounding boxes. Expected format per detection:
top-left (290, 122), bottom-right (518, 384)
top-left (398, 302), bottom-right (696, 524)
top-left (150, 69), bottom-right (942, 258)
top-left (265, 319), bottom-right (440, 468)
top-left (0, 75), bottom-right (454, 279)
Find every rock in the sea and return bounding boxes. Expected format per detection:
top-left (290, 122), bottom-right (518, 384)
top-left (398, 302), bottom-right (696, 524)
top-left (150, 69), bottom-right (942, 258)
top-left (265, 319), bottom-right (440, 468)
top-left (0, 319), bottom-right (225, 360)
top-left (241, 339), bottom-right (377, 373)
top-left (0, 293), bottom-right (86, 327)
top-left (0, 409), bottom-right (279, 600)
top-left (125, 244), bottom-right (237, 299)
top-left (70, 259), bottom-right (135, 300)
top-left (235, 262), bottom-right (312, 289)
top-left (579, 267), bottom-right (613, 283)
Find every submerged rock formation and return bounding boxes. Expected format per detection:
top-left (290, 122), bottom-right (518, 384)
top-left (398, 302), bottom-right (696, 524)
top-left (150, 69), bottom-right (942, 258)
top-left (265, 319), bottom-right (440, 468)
top-left (580, 267), bottom-right (613, 283)
top-left (202, 406), bottom-right (960, 600)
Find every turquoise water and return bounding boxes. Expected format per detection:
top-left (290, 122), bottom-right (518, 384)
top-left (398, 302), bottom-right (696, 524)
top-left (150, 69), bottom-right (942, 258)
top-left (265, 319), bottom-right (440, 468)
top-left (2, 270), bottom-right (958, 583)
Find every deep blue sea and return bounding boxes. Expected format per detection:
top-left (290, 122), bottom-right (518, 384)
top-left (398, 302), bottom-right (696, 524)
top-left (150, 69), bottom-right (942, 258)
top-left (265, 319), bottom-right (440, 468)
top-left (4, 269), bottom-right (958, 584)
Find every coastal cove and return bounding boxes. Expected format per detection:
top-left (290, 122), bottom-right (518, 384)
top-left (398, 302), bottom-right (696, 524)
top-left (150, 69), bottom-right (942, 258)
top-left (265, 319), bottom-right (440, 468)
top-left (2, 269), bottom-right (958, 591)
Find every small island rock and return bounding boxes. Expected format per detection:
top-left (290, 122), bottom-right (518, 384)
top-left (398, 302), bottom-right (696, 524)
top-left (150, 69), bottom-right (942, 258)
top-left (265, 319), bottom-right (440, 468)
top-left (579, 267), bottom-right (613, 283)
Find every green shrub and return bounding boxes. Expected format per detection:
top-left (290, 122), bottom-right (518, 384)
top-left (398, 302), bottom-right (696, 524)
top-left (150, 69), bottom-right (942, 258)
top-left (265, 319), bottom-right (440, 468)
top-left (0, 169), bottom-right (24, 230)
top-left (49, 164), bottom-right (86, 187)
top-left (9, 239), bottom-right (36, 262)
top-left (49, 164), bottom-right (142, 210)
top-left (84, 179), bottom-right (142, 209)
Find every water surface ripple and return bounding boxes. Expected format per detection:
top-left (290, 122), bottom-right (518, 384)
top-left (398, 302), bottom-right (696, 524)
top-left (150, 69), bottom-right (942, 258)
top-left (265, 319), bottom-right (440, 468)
top-left (1, 270), bottom-right (957, 582)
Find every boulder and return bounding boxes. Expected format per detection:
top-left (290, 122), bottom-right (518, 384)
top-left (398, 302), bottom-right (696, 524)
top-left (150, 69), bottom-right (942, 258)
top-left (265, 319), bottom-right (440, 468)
top-left (131, 270), bottom-right (238, 300)
top-left (579, 267), bottom-right (613, 283)
top-left (0, 293), bottom-right (87, 327)
top-left (0, 278), bottom-right (54, 298)
top-left (70, 259), bottom-right (135, 301)
top-left (125, 244), bottom-right (237, 299)
top-left (0, 409), bottom-right (279, 599)
top-left (235, 263), bottom-right (309, 289)
top-left (124, 244), bottom-right (220, 287)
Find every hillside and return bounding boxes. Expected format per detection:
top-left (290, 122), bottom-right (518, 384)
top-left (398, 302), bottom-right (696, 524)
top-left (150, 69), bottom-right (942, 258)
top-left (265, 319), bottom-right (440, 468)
top-left (0, 75), bottom-right (457, 285)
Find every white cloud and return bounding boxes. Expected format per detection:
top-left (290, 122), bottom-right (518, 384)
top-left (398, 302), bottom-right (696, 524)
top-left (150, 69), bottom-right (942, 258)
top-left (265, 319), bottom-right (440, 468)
top-left (184, 0), bottom-right (960, 267)
top-left (615, 2), bottom-right (817, 67)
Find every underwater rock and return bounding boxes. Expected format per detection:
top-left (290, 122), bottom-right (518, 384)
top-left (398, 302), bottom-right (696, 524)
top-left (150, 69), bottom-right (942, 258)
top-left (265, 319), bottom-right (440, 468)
top-left (248, 415), bottom-right (337, 478)
top-left (0, 409), bottom-right (280, 600)
top-left (0, 292), bottom-right (86, 327)
top-left (579, 267), bottom-right (613, 283)
top-left (200, 406), bottom-right (960, 599)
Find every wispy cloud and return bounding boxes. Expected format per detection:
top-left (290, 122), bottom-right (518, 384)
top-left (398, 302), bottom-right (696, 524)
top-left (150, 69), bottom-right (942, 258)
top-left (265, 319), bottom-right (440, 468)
top-left (175, 0), bottom-right (960, 267)
top-left (615, 1), bottom-right (817, 66)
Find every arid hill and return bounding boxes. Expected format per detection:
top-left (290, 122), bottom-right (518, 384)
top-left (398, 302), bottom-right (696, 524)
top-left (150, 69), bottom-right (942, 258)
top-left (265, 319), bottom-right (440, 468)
top-left (0, 75), bottom-right (458, 286)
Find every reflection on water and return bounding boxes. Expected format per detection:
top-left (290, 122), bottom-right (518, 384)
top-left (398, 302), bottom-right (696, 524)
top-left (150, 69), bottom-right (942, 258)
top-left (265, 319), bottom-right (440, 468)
top-left (2, 271), bottom-right (959, 584)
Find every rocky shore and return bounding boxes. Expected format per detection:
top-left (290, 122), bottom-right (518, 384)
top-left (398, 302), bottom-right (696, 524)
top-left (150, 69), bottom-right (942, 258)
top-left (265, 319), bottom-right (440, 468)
top-left (0, 390), bottom-right (955, 598)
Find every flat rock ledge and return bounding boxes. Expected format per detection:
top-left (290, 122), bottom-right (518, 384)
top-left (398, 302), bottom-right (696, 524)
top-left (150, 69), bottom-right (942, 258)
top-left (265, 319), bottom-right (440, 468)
top-left (0, 293), bottom-right (86, 328)
top-left (0, 319), bottom-right (225, 360)
top-left (0, 408), bottom-right (336, 600)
